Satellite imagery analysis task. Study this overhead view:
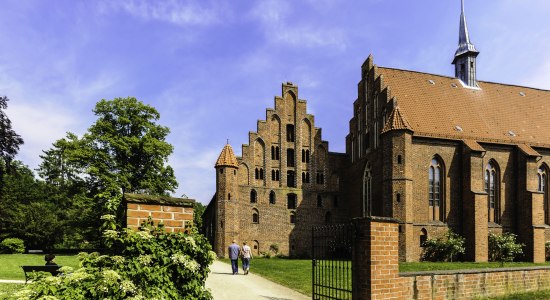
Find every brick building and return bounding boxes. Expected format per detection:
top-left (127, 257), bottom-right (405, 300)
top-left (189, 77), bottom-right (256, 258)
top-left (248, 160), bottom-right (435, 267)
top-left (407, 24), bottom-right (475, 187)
top-left (204, 1), bottom-right (550, 262)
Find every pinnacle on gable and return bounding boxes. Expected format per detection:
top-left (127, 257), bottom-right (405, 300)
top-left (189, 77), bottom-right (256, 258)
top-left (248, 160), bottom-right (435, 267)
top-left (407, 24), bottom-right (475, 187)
top-left (215, 143), bottom-right (239, 168)
top-left (381, 106), bottom-right (413, 134)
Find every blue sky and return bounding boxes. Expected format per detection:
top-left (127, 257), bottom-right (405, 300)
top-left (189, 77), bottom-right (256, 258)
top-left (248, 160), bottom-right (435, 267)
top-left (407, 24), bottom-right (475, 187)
top-left (1, 0), bottom-right (550, 204)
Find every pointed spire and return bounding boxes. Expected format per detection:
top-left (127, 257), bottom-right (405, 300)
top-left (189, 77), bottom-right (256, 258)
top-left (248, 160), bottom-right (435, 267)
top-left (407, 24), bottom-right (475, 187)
top-left (454, 0), bottom-right (478, 59)
top-left (452, 0), bottom-right (479, 87)
top-left (381, 106), bottom-right (413, 134)
top-left (215, 143), bottom-right (238, 168)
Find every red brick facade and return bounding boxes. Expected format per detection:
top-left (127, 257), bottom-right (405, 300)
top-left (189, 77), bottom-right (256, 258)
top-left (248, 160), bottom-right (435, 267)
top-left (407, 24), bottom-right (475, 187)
top-left (355, 218), bottom-right (550, 300)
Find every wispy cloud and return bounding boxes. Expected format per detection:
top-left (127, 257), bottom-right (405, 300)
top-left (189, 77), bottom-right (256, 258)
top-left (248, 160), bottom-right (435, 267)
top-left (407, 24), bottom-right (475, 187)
top-left (249, 0), bottom-right (347, 50)
top-left (97, 0), bottom-right (222, 26)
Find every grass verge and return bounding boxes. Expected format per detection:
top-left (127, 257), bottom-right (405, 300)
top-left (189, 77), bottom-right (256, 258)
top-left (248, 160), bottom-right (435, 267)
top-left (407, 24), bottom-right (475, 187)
top-left (0, 254), bottom-right (80, 280)
top-left (479, 289), bottom-right (550, 300)
top-left (220, 258), bottom-right (312, 296)
top-left (400, 262), bottom-right (550, 273)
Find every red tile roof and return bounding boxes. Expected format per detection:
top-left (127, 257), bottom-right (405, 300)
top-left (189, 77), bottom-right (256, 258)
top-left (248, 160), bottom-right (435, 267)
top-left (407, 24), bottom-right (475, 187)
top-left (379, 67), bottom-right (550, 147)
top-left (215, 144), bottom-right (238, 168)
top-left (381, 106), bottom-right (413, 134)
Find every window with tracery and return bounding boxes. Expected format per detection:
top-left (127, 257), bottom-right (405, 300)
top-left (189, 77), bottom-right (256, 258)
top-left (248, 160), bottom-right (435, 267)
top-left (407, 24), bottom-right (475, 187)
top-left (429, 158), bottom-right (444, 222)
top-left (485, 161), bottom-right (500, 223)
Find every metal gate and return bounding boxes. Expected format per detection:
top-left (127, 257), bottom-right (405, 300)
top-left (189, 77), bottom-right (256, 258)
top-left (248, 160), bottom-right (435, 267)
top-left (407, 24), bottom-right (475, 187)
top-left (312, 223), bottom-right (355, 300)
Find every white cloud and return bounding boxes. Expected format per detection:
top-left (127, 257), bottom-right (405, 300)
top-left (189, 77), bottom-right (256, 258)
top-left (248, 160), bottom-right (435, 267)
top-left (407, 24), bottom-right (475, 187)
top-left (98, 0), bottom-right (221, 26)
top-left (249, 0), bottom-right (347, 50)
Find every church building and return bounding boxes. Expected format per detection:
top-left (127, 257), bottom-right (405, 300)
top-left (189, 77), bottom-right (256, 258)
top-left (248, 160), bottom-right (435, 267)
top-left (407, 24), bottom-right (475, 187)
top-left (203, 1), bottom-right (550, 262)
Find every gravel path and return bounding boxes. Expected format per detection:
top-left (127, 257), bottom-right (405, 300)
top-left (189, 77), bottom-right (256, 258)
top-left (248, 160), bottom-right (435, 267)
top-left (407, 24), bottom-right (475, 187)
top-left (205, 260), bottom-right (309, 300)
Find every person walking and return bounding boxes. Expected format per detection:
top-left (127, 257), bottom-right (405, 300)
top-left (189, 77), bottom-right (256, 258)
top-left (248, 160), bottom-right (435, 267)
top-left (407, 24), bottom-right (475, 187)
top-left (241, 241), bottom-right (252, 275)
top-left (228, 240), bottom-right (241, 275)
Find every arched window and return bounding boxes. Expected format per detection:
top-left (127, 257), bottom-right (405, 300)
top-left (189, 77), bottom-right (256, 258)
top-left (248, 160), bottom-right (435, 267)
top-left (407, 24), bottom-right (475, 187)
top-left (259, 168), bottom-right (264, 180)
top-left (325, 212), bottom-right (332, 224)
top-left (302, 172), bottom-right (306, 182)
top-left (287, 171), bottom-right (296, 187)
top-left (287, 148), bottom-right (295, 167)
top-left (290, 212), bottom-right (296, 224)
top-left (420, 228), bottom-right (428, 247)
top-left (305, 172), bottom-right (310, 183)
top-left (255, 168), bottom-right (259, 180)
top-left (271, 146), bottom-right (275, 160)
top-left (271, 146), bottom-right (280, 160)
top-left (272, 170), bottom-right (276, 181)
top-left (485, 160), bottom-right (500, 223)
top-left (228, 193), bottom-right (231, 200)
top-left (276, 170), bottom-right (280, 181)
top-left (269, 191), bottom-right (276, 204)
top-left (287, 193), bottom-right (297, 209)
top-left (317, 195), bottom-right (323, 207)
top-left (250, 189), bottom-right (257, 203)
top-left (276, 147), bottom-right (280, 160)
top-left (253, 240), bottom-right (260, 255)
top-left (252, 209), bottom-right (259, 223)
top-left (429, 157), bottom-right (444, 222)
top-left (363, 165), bottom-right (372, 217)
top-left (306, 150), bottom-right (310, 163)
top-left (302, 149), bottom-right (306, 162)
top-left (540, 165), bottom-right (550, 225)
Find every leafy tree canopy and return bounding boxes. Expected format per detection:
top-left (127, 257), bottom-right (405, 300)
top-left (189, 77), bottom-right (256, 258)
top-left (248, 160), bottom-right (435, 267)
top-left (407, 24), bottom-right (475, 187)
top-left (0, 96), bottom-right (24, 191)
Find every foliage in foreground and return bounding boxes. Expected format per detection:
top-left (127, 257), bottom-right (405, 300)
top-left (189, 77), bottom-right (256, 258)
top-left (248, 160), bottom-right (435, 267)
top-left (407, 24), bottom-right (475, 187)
top-left (489, 232), bottom-right (524, 265)
top-left (12, 218), bottom-right (216, 300)
top-left (0, 238), bottom-right (25, 254)
top-left (421, 230), bottom-right (465, 262)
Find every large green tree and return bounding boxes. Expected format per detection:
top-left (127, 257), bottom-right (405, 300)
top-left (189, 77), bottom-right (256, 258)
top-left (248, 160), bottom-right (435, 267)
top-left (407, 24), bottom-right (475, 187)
top-left (0, 96), bottom-right (24, 192)
top-left (83, 97), bottom-right (178, 195)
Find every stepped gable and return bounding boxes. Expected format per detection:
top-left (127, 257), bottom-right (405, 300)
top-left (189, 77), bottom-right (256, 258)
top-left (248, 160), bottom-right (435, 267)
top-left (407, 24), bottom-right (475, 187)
top-left (215, 143), bottom-right (238, 168)
top-left (381, 105), bottom-right (413, 134)
top-left (378, 67), bottom-right (550, 147)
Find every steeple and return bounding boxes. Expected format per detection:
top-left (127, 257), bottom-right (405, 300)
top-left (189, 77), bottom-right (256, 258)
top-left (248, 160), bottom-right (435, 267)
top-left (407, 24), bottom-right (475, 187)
top-left (452, 0), bottom-right (479, 88)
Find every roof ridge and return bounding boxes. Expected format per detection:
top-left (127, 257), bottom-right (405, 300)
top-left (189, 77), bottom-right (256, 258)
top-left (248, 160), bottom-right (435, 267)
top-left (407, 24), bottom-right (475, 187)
top-left (378, 66), bottom-right (550, 92)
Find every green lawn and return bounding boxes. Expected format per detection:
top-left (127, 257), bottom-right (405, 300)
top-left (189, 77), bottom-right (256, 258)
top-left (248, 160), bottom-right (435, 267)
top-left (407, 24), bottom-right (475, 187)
top-left (0, 254), bottom-right (80, 280)
top-left (0, 283), bottom-right (24, 300)
top-left (400, 261), bottom-right (550, 273)
top-left (480, 289), bottom-right (550, 300)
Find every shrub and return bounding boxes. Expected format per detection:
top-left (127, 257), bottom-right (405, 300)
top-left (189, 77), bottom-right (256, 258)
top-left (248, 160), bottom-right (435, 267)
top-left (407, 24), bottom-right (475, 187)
top-left (421, 230), bottom-right (465, 262)
top-left (13, 217), bottom-right (216, 300)
top-left (489, 232), bottom-right (524, 265)
top-left (546, 242), bottom-right (550, 261)
top-left (0, 238), bottom-right (25, 254)
top-left (269, 243), bottom-right (279, 255)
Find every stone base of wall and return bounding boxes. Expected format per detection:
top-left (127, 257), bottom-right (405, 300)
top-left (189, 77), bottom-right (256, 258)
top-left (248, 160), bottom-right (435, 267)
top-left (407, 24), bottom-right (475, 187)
top-left (401, 267), bottom-right (550, 300)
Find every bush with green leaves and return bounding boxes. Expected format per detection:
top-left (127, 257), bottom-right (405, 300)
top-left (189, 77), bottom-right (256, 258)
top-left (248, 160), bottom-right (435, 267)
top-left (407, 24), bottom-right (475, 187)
top-left (489, 232), bottom-right (524, 265)
top-left (421, 230), bottom-right (465, 262)
top-left (12, 217), bottom-right (216, 300)
top-left (546, 241), bottom-right (550, 261)
top-left (0, 237), bottom-right (25, 253)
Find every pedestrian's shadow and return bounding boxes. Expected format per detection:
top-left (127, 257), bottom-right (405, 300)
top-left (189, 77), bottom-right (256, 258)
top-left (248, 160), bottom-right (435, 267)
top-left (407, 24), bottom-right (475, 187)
top-left (211, 271), bottom-right (237, 275)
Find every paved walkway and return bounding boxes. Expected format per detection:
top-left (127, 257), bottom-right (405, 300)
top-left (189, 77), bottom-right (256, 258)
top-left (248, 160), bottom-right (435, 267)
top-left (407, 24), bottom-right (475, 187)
top-left (0, 279), bottom-right (24, 284)
top-left (205, 260), bottom-right (309, 300)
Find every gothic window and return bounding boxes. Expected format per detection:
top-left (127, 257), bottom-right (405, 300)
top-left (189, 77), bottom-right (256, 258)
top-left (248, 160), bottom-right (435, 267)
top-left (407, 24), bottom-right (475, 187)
top-left (276, 147), bottom-right (280, 160)
top-left (250, 189), bottom-right (257, 203)
top-left (363, 165), bottom-right (372, 217)
top-left (252, 209), bottom-right (259, 223)
top-left (228, 193), bottom-right (231, 200)
top-left (317, 195), bottom-right (323, 207)
top-left (255, 168), bottom-right (259, 180)
top-left (302, 172), bottom-right (306, 183)
top-left (364, 132), bottom-right (370, 153)
top-left (306, 150), bottom-right (310, 163)
top-left (305, 172), bottom-right (310, 183)
top-left (259, 168), bottom-right (264, 180)
top-left (276, 170), bottom-right (280, 181)
top-left (485, 160), bottom-right (500, 223)
top-left (428, 157), bottom-right (444, 222)
top-left (316, 172), bottom-right (325, 184)
top-left (286, 124), bottom-right (295, 142)
top-left (420, 229), bottom-right (428, 247)
top-left (325, 212), bottom-right (332, 224)
top-left (287, 171), bottom-right (296, 187)
top-left (540, 165), bottom-right (550, 225)
top-left (272, 170), bottom-right (276, 181)
top-left (290, 211), bottom-right (296, 224)
top-left (382, 108), bottom-right (387, 128)
top-left (302, 149), bottom-right (306, 163)
top-left (287, 193), bottom-right (297, 209)
top-left (287, 148), bottom-right (295, 167)
top-left (269, 191), bottom-right (276, 204)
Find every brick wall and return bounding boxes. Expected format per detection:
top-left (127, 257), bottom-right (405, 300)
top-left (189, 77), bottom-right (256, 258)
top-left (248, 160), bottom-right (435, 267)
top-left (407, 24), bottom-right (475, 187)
top-left (354, 217), bottom-right (550, 300)
top-left (125, 195), bottom-right (194, 233)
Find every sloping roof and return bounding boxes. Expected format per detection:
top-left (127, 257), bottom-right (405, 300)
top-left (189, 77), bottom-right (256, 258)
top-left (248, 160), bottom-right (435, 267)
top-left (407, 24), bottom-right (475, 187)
top-left (215, 143), bottom-right (238, 168)
top-left (124, 193), bottom-right (195, 207)
top-left (378, 67), bottom-right (550, 147)
top-left (381, 106), bottom-right (413, 134)
top-left (462, 139), bottom-right (485, 152)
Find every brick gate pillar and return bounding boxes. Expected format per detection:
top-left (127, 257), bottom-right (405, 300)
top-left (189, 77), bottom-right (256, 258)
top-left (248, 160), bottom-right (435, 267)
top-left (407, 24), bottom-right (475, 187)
top-left (353, 217), bottom-right (405, 300)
